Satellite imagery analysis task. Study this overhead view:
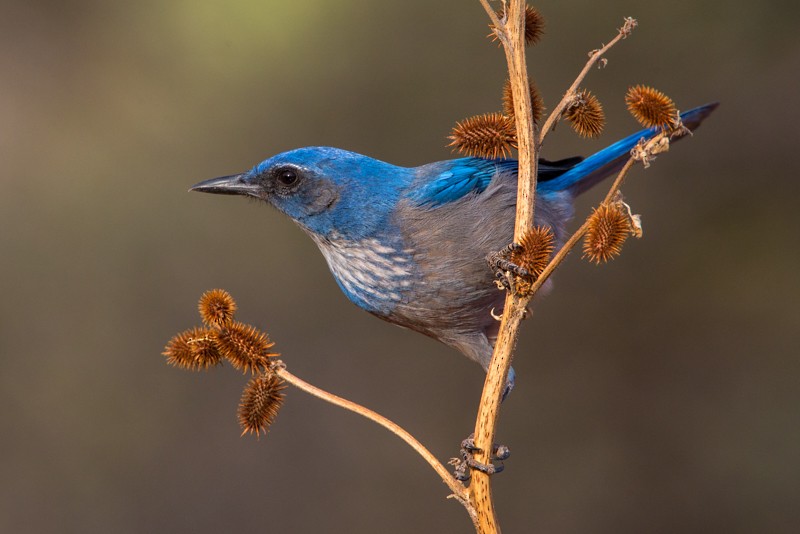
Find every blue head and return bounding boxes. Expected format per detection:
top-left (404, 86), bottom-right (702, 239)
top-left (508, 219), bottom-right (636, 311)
top-left (191, 147), bottom-right (412, 240)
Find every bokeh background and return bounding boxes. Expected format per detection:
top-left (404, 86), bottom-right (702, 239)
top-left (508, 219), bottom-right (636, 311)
top-left (2, 0), bottom-right (798, 532)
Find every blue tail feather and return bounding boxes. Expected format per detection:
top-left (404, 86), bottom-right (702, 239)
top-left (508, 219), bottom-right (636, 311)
top-left (540, 102), bottom-right (719, 196)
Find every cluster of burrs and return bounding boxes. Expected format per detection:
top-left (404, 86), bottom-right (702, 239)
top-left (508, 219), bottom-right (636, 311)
top-left (580, 85), bottom-right (687, 264)
top-left (163, 289), bottom-right (286, 437)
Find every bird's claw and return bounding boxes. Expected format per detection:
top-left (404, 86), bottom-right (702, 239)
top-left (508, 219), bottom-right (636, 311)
top-left (452, 433), bottom-right (510, 481)
top-left (487, 243), bottom-right (530, 291)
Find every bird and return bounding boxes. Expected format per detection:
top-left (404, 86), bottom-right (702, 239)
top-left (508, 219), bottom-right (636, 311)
top-left (191, 103), bottom-right (717, 393)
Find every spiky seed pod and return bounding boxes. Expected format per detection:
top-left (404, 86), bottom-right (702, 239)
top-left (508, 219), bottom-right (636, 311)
top-left (625, 85), bottom-right (677, 129)
top-left (214, 321), bottom-right (277, 374)
top-left (583, 202), bottom-right (632, 264)
top-left (502, 78), bottom-right (545, 124)
top-left (163, 328), bottom-right (197, 370)
top-left (238, 372), bottom-right (286, 437)
top-left (492, 5), bottom-right (545, 46)
top-left (512, 226), bottom-right (554, 278)
top-left (448, 113), bottom-right (517, 158)
top-left (521, 5), bottom-right (545, 45)
top-left (564, 89), bottom-right (605, 138)
top-left (190, 334), bottom-right (224, 369)
top-left (198, 289), bottom-right (237, 328)
top-left (163, 327), bottom-right (221, 371)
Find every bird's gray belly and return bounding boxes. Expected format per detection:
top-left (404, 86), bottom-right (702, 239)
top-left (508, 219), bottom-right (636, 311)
top-left (390, 180), bottom-right (573, 347)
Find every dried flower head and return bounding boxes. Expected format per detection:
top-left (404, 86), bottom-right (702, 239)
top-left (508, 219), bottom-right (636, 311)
top-left (619, 198), bottom-right (643, 238)
top-left (163, 327), bottom-right (222, 371)
top-left (238, 372), bottom-right (286, 437)
top-left (625, 85), bottom-right (677, 129)
top-left (502, 78), bottom-right (544, 124)
top-left (198, 288), bottom-right (237, 328)
top-left (511, 226), bottom-right (554, 278)
top-left (631, 133), bottom-right (670, 168)
top-left (583, 202), bottom-right (632, 264)
top-left (564, 89), bottom-right (605, 138)
top-left (492, 5), bottom-right (545, 45)
top-left (214, 321), bottom-right (277, 374)
top-left (619, 17), bottom-right (638, 38)
top-left (448, 113), bottom-right (517, 158)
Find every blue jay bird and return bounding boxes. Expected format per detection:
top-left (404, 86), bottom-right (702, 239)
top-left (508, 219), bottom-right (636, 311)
top-left (191, 104), bottom-right (716, 393)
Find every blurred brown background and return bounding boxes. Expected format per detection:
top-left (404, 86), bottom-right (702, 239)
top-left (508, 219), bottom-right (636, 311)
top-left (1, 0), bottom-right (798, 532)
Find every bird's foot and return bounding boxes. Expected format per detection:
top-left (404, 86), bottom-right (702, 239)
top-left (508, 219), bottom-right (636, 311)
top-left (487, 243), bottom-right (530, 292)
top-left (451, 433), bottom-right (510, 481)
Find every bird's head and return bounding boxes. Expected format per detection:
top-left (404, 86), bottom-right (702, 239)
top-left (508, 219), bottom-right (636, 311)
top-left (191, 147), bottom-right (411, 239)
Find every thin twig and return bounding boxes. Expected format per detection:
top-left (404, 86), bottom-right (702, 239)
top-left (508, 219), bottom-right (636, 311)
top-left (478, 0), bottom-right (504, 34)
top-left (274, 366), bottom-right (471, 506)
top-left (602, 156), bottom-right (637, 205)
top-left (538, 18), bottom-right (637, 143)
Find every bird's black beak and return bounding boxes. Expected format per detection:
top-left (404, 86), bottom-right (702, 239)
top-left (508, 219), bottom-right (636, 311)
top-left (189, 173), bottom-right (260, 197)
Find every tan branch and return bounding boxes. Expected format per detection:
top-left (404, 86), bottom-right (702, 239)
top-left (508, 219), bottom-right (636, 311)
top-left (468, 292), bottom-right (526, 534)
top-left (274, 366), bottom-right (471, 507)
top-left (469, 1), bottom-right (536, 532)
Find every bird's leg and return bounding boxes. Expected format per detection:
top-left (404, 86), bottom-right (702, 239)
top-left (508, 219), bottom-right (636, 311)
top-left (487, 243), bottom-right (530, 292)
top-left (451, 433), bottom-right (511, 481)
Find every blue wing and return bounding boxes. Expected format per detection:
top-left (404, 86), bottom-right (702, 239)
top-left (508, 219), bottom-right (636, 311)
top-left (408, 158), bottom-right (517, 207)
top-left (409, 157), bottom-right (580, 207)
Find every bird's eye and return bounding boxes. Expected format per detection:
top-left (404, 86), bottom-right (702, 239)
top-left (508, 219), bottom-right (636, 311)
top-left (277, 168), bottom-right (299, 187)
